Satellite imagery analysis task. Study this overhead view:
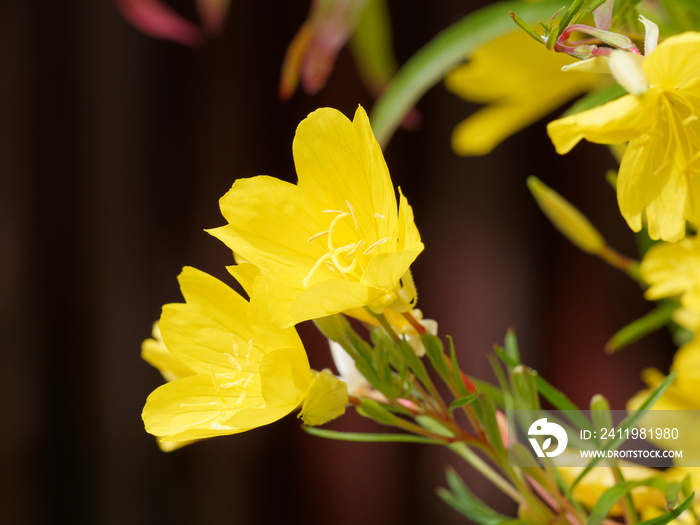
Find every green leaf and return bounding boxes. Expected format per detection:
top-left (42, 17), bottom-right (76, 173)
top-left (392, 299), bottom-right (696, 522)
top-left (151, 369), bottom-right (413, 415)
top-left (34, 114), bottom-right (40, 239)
top-left (423, 333), bottom-right (451, 380)
top-left (302, 426), bottom-right (444, 445)
top-left (504, 329), bottom-right (521, 366)
top-left (472, 393), bottom-right (506, 456)
top-left (509, 11), bottom-right (546, 44)
top-left (563, 84), bottom-right (627, 117)
top-left (448, 336), bottom-right (473, 397)
top-left (589, 394), bottom-right (612, 430)
top-left (449, 394), bottom-right (478, 413)
top-left (572, 371), bottom-right (678, 488)
top-left (575, 0), bottom-right (613, 25)
top-left (605, 302), bottom-right (679, 354)
top-left (588, 478), bottom-right (667, 525)
top-left (636, 492), bottom-right (694, 525)
top-left (370, 0), bottom-right (564, 146)
top-left (510, 365), bottom-right (540, 411)
top-left (438, 468), bottom-right (515, 525)
top-left (357, 399), bottom-right (405, 426)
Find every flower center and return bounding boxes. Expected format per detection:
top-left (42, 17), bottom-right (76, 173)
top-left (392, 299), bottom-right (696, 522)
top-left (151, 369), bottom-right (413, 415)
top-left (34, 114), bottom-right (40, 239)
top-left (303, 200), bottom-right (387, 288)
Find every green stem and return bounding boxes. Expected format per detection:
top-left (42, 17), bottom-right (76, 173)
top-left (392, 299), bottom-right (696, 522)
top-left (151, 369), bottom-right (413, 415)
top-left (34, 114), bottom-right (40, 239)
top-left (449, 442), bottom-right (526, 505)
top-left (369, 0), bottom-right (563, 147)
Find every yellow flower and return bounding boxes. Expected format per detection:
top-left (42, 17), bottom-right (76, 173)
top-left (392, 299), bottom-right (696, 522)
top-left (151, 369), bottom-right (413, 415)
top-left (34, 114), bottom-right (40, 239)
top-left (628, 339), bottom-right (700, 466)
top-left (142, 266), bottom-right (347, 449)
top-left (548, 32), bottom-right (700, 241)
top-left (641, 235), bottom-right (700, 311)
top-left (445, 30), bottom-right (601, 156)
top-left (556, 455), bottom-right (666, 513)
top-left (209, 106), bottom-right (423, 328)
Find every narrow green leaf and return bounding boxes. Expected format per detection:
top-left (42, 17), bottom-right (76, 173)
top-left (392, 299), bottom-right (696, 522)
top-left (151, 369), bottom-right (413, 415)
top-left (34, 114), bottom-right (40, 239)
top-left (504, 329), bottom-right (521, 365)
top-left (448, 336), bottom-right (472, 397)
top-left (357, 399), bottom-right (405, 426)
top-left (423, 333), bottom-right (451, 381)
top-left (605, 302), bottom-right (679, 354)
top-left (472, 393), bottom-right (506, 455)
top-left (588, 478), bottom-right (667, 525)
top-left (572, 371), bottom-right (678, 488)
top-left (370, 0), bottom-right (564, 146)
top-left (590, 394), bottom-right (612, 430)
top-left (449, 394), bottom-right (478, 412)
top-left (509, 11), bottom-right (546, 44)
top-left (510, 365), bottom-right (540, 411)
top-left (636, 492), bottom-right (694, 525)
top-left (575, 0), bottom-right (612, 25)
top-left (438, 468), bottom-right (515, 525)
top-left (302, 426), bottom-right (444, 444)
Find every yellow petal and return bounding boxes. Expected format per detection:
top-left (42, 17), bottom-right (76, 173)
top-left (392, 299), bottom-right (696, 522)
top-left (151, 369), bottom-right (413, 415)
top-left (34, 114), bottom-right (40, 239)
top-left (547, 93), bottom-right (652, 154)
top-left (299, 369), bottom-right (348, 426)
top-left (160, 268), bottom-right (258, 375)
top-left (209, 176), bottom-right (327, 272)
top-left (293, 106), bottom-right (397, 239)
top-left (141, 322), bottom-right (195, 382)
top-left (142, 371), bottom-right (266, 440)
top-left (645, 32), bottom-right (700, 92)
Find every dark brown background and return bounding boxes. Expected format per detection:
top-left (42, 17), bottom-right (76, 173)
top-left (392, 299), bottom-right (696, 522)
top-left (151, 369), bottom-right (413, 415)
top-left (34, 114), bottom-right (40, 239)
top-left (1, 1), bottom-right (675, 523)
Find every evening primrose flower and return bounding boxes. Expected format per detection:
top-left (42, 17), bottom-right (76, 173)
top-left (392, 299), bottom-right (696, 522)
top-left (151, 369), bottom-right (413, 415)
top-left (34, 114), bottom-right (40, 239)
top-left (209, 106), bottom-right (423, 328)
top-left (142, 266), bottom-right (347, 449)
top-left (445, 30), bottom-right (602, 156)
top-left (548, 32), bottom-right (700, 241)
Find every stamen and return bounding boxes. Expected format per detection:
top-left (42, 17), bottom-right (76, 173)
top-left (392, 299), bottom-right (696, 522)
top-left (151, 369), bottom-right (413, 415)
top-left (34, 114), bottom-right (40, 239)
top-left (325, 260), bottom-right (345, 279)
top-left (323, 209), bottom-right (344, 214)
top-left (345, 200), bottom-right (359, 228)
top-left (373, 213), bottom-right (385, 219)
top-left (307, 230), bottom-right (329, 242)
top-left (223, 353), bottom-right (242, 370)
top-left (209, 368), bottom-right (230, 406)
top-left (246, 340), bottom-right (254, 364)
top-left (345, 239), bottom-right (364, 257)
top-left (303, 252), bottom-right (333, 287)
top-left (332, 251), bottom-right (358, 274)
top-left (363, 237), bottom-right (388, 255)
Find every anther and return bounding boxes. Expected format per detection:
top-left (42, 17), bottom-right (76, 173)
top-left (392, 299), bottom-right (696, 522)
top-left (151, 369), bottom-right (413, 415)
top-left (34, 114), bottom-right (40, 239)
top-left (307, 230), bottom-right (329, 242)
top-left (363, 237), bottom-right (388, 255)
top-left (345, 200), bottom-right (359, 228)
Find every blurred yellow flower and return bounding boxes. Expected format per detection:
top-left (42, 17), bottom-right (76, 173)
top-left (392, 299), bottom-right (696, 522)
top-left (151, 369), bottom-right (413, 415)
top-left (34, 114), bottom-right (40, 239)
top-left (556, 455), bottom-right (666, 513)
top-left (641, 235), bottom-right (700, 311)
top-left (445, 30), bottom-right (600, 156)
top-left (548, 32), bottom-right (700, 241)
top-left (142, 267), bottom-right (347, 449)
top-left (628, 339), bottom-right (700, 466)
top-left (209, 106), bottom-right (423, 328)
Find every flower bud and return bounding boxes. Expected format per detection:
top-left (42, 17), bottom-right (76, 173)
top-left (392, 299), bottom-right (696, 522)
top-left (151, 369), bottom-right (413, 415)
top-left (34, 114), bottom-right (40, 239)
top-left (527, 176), bottom-right (605, 254)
